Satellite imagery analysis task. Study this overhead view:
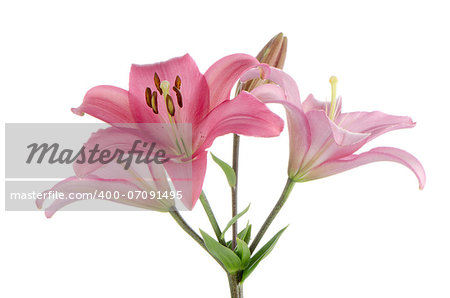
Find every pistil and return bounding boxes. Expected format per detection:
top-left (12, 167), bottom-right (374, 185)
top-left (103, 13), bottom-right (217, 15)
top-left (160, 80), bottom-right (171, 99)
top-left (329, 76), bottom-right (338, 121)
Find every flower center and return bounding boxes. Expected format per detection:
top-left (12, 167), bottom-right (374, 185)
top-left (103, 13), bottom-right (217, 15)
top-left (144, 73), bottom-right (189, 157)
top-left (328, 76), bottom-right (338, 121)
top-left (146, 73), bottom-right (183, 119)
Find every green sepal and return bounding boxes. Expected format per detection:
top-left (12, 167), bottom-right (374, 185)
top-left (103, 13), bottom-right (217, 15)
top-left (235, 238), bottom-right (251, 269)
top-left (210, 152), bottom-right (236, 188)
top-left (221, 204), bottom-right (250, 240)
top-left (200, 229), bottom-right (241, 274)
top-left (241, 226), bottom-right (288, 283)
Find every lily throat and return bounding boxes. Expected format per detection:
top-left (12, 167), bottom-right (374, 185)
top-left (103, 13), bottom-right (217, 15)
top-left (145, 72), bottom-right (190, 157)
top-left (145, 72), bottom-right (183, 119)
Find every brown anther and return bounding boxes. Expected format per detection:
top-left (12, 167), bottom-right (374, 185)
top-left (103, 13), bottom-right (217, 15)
top-left (173, 86), bottom-right (183, 108)
top-left (151, 91), bottom-right (158, 114)
top-left (166, 94), bottom-right (175, 117)
top-left (175, 75), bottom-right (181, 89)
top-left (145, 87), bottom-right (152, 107)
top-left (154, 72), bottom-right (163, 95)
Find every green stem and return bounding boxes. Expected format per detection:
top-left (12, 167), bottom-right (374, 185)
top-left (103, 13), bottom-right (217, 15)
top-left (169, 210), bottom-right (206, 249)
top-left (249, 177), bottom-right (296, 254)
top-left (228, 273), bottom-right (243, 298)
top-left (169, 210), bottom-right (227, 271)
top-left (231, 133), bottom-right (240, 249)
top-left (199, 191), bottom-right (225, 245)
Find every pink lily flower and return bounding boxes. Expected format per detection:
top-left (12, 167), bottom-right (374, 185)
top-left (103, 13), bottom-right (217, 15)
top-left (73, 54), bottom-right (283, 154)
top-left (242, 65), bottom-right (426, 189)
top-left (39, 54), bottom-right (284, 217)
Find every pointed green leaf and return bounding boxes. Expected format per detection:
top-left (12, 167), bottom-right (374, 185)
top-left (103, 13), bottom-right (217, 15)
top-left (200, 229), bottom-right (241, 274)
top-left (236, 238), bottom-right (251, 269)
top-left (238, 223), bottom-right (252, 244)
top-left (226, 224), bottom-right (251, 248)
top-left (210, 152), bottom-right (236, 188)
top-left (241, 226), bottom-right (288, 283)
top-left (221, 204), bottom-right (250, 240)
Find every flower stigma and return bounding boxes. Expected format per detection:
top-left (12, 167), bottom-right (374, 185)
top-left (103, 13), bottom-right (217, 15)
top-left (160, 80), bottom-right (171, 99)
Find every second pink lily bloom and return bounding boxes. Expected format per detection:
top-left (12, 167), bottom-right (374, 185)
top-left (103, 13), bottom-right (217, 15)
top-left (242, 65), bottom-right (425, 189)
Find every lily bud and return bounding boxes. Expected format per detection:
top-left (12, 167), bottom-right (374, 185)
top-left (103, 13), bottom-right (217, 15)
top-left (238, 32), bottom-right (288, 93)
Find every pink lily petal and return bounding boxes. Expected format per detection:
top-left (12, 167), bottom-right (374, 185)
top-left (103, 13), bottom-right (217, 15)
top-left (241, 65), bottom-right (302, 108)
top-left (337, 111), bottom-right (415, 141)
top-left (298, 110), bottom-right (370, 176)
top-left (41, 160), bottom-right (176, 217)
top-left (300, 147), bottom-right (426, 189)
top-left (72, 126), bottom-right (177, 177)
top-left (329, 117), bottom-right (370, 146)
top-left (164, 151), bottom-right (207, 210)
top-left (129, 54), bottom-right (209, 125)
top-left (71, 85), bottom-right (135, 123)
top-left (85, 155), bottom-right (174, 193)
top-left (251, 84), bottom-right (311, 177)
top-left (41, 175), bottom-right (174, 218)
top-left (194, 91), bottom-right (284, 153)
top-left (303, 94), bottom-right (342, 117)
top-left (205, 54), bottom-right (259, 110)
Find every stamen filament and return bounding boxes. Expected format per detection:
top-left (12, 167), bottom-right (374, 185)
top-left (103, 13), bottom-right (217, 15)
top-left (147, 75), bottom-right (189, 157)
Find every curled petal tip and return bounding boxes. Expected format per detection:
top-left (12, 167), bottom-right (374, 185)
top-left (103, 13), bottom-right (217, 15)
top-left (35, 199), bottom-right (43, 209)
top-left (419, 177), bottom-right (426, 190)
top-left (44, 209), bottom-right (55, 219)
top-left (71, 107), bottom-right (85, 116)
top-left (240, 64), bottom-right (271, 83)
top-left (403, 115), bottom-right (415, 126)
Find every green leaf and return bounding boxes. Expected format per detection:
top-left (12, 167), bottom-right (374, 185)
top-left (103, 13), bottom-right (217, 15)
top-left (238, 223), bottom-right (252, 244)
top-left (200, 229), bottom-right (241, 274)
top-left (210, 152), bottom-right (236, 188)
top-left (235, 238), bottom-right (251, 269)
top-left (241, 226), bottom-right (288, 283)
top-left (221, 204), bottom-right (251, 240)
top-left (225, 224), bottom-right (251, 248)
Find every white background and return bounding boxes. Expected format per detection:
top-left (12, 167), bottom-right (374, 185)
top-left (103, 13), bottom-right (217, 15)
top-left (1, 0), bottom-right (449, 297)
